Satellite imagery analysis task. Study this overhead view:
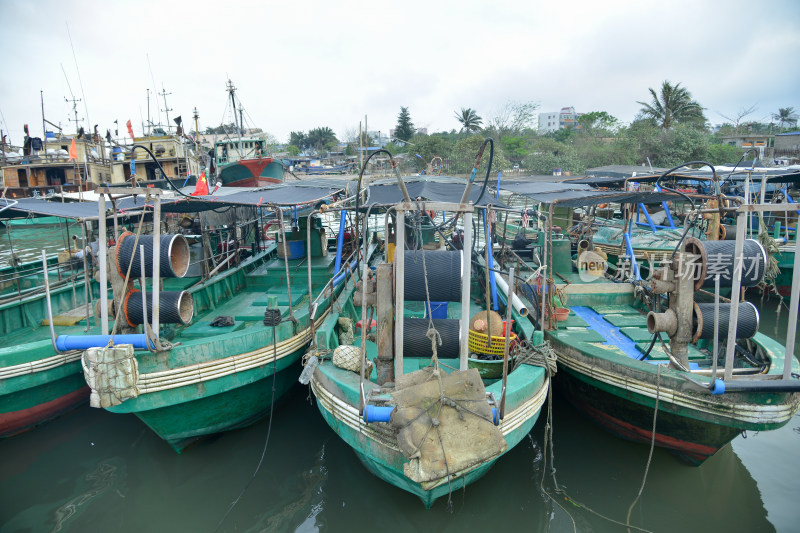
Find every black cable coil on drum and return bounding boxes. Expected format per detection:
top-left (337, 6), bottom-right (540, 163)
top-left (692, 301), bottom-right (759, 343)
top-left (403, 249), bottom-right (462, 303)
top-left (403, 318), bottom-right (460, 359)
top-left (684, 237), bottom-right (766, 290)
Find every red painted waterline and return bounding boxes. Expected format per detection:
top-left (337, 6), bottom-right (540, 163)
top-left (577, 399), bottom-right (720, 462)
top-left (0, 386), bottom-right (89, 437)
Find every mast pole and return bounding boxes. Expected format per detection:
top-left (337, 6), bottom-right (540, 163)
top-left (147, 89), bottom-right (151, 136)
top-left (160, 86), bottom-right (173, 134)
top-left (41, 90), bottom-right (47, 158)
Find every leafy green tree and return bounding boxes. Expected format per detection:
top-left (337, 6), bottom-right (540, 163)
top-left (500, 136), bottom-right (526, 163)
top-left (772, 107), bottom-right (798, 130)
top-left (453, 135), bottom-right (512, 174)
top-left (394, 107), bottom-right (415, 141)
top-left (637, 81), bottom-right (706, 132)
top-left (305, 127), bottom-right (338, 153)
top-left (578, 111), bottom-right (619, 135)
top-left (454, 107), bottom-right (483, 133)
top-left (289, 131), bottom-right (306, 150)
top-left (286, 145), bottom-right (300, 156)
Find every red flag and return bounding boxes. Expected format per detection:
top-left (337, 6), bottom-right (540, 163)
top-left (68, 138), bottom-right (78, 162)
top-left (126, 120), bottom-right (135, 140)
top-left (191, 172), bottom-right (209, 196)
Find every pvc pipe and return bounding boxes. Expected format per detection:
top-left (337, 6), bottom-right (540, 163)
top-left (638, 203), bottom-right (657, 233)
top-left (56, 334), bottom-right (151, 351)
top-left (331, 258), bottom-right (358, 288)
top-left (484, 210), bottom-right (499, 311)
top-left (395, 210), bottom-right (405, 377)
top-left (492, 257), bottom-right (528, 317)
top-left (99, 195), bottom-right (109, 335)
top-left (334, 210), bottom-right (346, 274)
top-left (363, 404), bottom-right (499, 425)
top-left (460, 210), bottom-right (472, 371)
top-left (654, 184), bottom-right (676, 228)
top-left (623, 232), bottom-right (641, 280)
top-left (41, 250), bottom-right (60, 353)
top-left (152, 196), bottom-right (161, 338)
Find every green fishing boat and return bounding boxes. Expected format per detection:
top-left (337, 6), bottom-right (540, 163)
top-left (209, 80), bottom-right (284, 188)
top-left (0, 199), bottom-right (113, 437)
top-left (304, 149), bottom-right (551, 507)
top-left (75, 181), bottom-right (353, 451)
top-left (498, 179), bottom-right (800, 464)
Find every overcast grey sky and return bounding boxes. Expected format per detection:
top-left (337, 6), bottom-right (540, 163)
top-left (1, 0), bottom-right (798, 145)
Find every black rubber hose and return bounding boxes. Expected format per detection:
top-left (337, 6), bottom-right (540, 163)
top-left (473, 138), bottom-right (495, 206)
top-left (130, 144), bottom-right (194, 198)
top-left (718, 148), bottom-right (760, 192)
top-left (354, 148), bottom-right (395, 265)
top-left (655, 160), bottom-right (716, 258)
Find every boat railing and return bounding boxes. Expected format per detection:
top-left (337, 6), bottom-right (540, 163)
top-left (722, 174), bottom-right (800, 385)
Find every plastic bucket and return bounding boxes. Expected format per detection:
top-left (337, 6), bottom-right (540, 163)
top-left (427, 301), bottom-right (448, 319)
top-left (278, 240), bottom-right (306, 260)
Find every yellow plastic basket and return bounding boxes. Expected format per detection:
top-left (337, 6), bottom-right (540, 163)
top-left (468, 329), bottom-right (517, 356)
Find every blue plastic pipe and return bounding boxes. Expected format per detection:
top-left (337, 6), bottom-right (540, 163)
top-left (334, 210), bottom-right (347, 274)
top-left (623, 232), bottom-right (641, 280)
top-left (363, 404), bottom-right (499, 425)
top-left (653, 184), bottom-right (676, 228)
top-left (56, 334), bottom-right (152, 351)
top-left (638, 203), bottom-right (657, 233)
top-left (495, 171), bottom-right (502, 200)
top-left (331, 257), bottom-right (358, 288)
top-left (293, 206), bottom-right (298, 226)
top-left (483, 210), bottom-right (499, 311)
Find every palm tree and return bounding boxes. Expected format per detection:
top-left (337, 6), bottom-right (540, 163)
top-left (772, 107), bottom-right (798, 130)
top-left (454, 107), bottom-right (483, 133)
top-left (637, 81), bottom-right (706, 132)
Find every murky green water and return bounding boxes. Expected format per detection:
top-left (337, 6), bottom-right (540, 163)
top-left (1, 227), bottom-right (798, 532)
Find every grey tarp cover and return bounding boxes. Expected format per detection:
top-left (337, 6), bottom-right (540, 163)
top-left (390, 366), bottom-right (507, 484)
top-left (0, 197), bottom-right (104, 220)
top-left (500, 181), bottom-right (682, 208)
top-left (115, 183), bottom-right (344, 213)
top-left (364, 176), bottom-right (507, 207)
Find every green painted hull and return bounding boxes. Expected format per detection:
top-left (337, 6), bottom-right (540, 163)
top-left (0, 270), bottom-right (99, 437)
top-left (309, 275), bottom-right (548, 507)
top-left (104, 244), bottom-right (346, 451)
top-left (541, 276), bottom-right (800, 464)
top-left (129, 359), bottom-right (301, 451)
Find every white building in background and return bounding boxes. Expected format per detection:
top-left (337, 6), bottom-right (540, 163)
top-left (538, 106), bottom-right (583, 133)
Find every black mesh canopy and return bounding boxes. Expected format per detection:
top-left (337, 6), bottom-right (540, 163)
top-left (499, 181), bottom-right (682, 207)
top-left (0, 198), bottom-right (104, 220)
top-left (364, 177), bottom-right (506, 207)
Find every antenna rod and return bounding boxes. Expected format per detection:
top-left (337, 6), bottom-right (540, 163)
top-left (227, 79), bottom-right (243, 156)
top-left (193, 107), bottom-right (200, 154)
top-left (160, 86), bottom-right (173, 134)
top-left (41, 90), bottom-right (47, 156)
top-left (147, 89), bottom-right (151, 136)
